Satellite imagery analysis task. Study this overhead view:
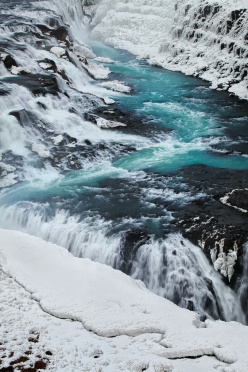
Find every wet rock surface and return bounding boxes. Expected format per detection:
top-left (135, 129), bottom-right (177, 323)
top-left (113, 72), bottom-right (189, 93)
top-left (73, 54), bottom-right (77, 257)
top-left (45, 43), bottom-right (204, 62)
top-left (173, 165), bottom-right (248, 284)
top-left (223, 189), bottom-right (248, 212)
top-left (2, 74), bottom-right (60, 95)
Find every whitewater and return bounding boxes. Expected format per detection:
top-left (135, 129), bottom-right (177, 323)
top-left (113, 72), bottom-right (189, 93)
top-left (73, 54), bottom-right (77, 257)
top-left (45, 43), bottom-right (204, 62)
top-left (0, 1), bottom-right (248, 369)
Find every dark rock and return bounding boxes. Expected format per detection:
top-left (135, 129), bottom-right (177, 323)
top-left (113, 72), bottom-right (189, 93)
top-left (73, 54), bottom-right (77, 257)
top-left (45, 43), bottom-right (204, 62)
top-left (34, 360), bottom-right (47, 370)
top-left (226, 20), bottom-right (233, 33)
top-left (9, 109), bottom-right (44, 131)
top-left (172, 165), bottom-right (248, 286)
top-left (44, 17), bottom-right (61, 28)
top-left (225, 189), bottom-right (248, 212)
top-left (84, 112), bottom-right (97, 124)
top-left (37, 101), bottom-right (47, 110)
top-left (120, 228), bottom-right (150, 275)
top-left (2, 74), bottom-right (60, 95)
top-left (231, 9), bottom-right (246, 22)
top-left (38, 58), bottom-right (57, 73)
top-left (58, 133), bottom-right (77, 146)
top-left (50, 26), bottom-right (68, 42)
top-left (200, 314), bottom-right (207, 322)
top-left (35, 23), bottom-right (52, 34)
top-left (1, 54), bottom-right (17, 69)
top-left (10, 356), bottom-right (29, 365)
top-left (0, 83), bottom-right (11, 96)
top-left (9, 109), bottom-right (27, 125)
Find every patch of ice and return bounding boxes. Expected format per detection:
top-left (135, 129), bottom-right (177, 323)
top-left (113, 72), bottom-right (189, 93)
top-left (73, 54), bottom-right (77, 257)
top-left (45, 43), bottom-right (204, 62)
top-left (39, 62), bottom-right (54, 70)
top-left (96, 117), bottom-right (127, 128)
top-left (100, 80), bottom-right (131, 92)
top-left (73, 43), bottom-right (96, 58)
top-left (51, 135), bottom-right (63, 145)
top-left (0, 162), bottom-right (16, 172)
top-left (82, 60), bottom-right (111, 79)
top-left (94, 56), bottom-right (114, 64)
top-left (103, 96), bottom-right (115, 104)
top-left (50, 46), bottom-right (66, 58)
top-left (10, 66), bottom-right (31, 75)
top-left (32, 143), bottom-right (51, 158)
top-left (0, 173), bottom-right (17, 188)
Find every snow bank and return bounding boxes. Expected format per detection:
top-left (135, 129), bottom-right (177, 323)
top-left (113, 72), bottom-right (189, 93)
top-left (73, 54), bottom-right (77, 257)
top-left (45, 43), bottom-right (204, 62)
top-left (84, 0), bottom-right (248, 100)
top-left (1, 229), bottom-right (248, 371)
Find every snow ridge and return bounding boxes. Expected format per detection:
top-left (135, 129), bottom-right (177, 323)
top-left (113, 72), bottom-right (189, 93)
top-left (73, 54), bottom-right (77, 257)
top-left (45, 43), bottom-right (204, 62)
top-left (84, 0), bottom-right (248, 100)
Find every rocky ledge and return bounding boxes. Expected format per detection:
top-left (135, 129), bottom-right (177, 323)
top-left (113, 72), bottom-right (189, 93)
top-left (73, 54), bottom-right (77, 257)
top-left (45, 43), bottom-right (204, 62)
top-left (173, 165), bottom-right (248, 289)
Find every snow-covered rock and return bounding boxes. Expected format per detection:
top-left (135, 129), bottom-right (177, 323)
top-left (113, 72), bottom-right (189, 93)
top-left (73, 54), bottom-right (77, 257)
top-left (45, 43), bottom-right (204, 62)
top-left (39, 62), bottom-right (54, 70)
top-left (81, 59), bottom-right (111, 79)
top-left (84, 0), bottom-right (248, 100)
top-left (220, 189), bottom-right (248, 214)
top-left (94, 56), bottom-right (114, 64)
top-left (0, 173), bottom-right (17, 188)
top-left (50, 46), bottom-right (67, 58)
top-left (96, 117), bottom-right (127, 128)
top-left (52, 135), bottom-right (64, 145)
top-left (32, 143), bottom-right (51, 158)
top-left (10, 66), bottom-right (31, 75)
top-left (100, 79), bottom-right (131, 92)
top-left (103, 96), bottom-right (115, 104)
top-left (1, 228), bottom-right (248, 371)
top-left (73, 42), bottom-right (96, 58)
top-left (0, 162), bottom-right (17, 188)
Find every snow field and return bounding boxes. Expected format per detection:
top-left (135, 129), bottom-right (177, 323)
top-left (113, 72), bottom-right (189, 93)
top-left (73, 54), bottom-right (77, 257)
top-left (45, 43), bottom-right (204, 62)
top-left (0, 228), bottom-right (248, 371)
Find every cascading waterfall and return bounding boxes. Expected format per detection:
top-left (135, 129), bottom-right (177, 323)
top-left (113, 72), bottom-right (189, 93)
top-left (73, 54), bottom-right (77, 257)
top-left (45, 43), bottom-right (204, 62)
top-left (0, 0), bottom-right (248, 324)
top-left (0, 201), bottom-right (245, 323)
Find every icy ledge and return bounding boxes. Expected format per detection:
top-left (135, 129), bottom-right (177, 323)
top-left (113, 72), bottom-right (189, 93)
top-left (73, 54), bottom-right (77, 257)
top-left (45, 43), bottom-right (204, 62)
top-left (84, 0), bottom-right (248, 100)
top-left (0, 229), bottom-right (248, 371)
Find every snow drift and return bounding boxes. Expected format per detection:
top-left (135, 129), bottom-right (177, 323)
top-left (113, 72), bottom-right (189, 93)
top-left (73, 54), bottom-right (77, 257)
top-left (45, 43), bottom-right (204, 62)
top-left (1, 228), bottom-right (248, 371)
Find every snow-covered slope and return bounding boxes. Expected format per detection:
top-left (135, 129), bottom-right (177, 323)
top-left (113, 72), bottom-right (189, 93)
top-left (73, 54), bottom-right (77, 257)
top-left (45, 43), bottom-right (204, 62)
top-left (1, 228), bottom-right (248, 371)
top-left (84, 0), bottom-right (248, 100)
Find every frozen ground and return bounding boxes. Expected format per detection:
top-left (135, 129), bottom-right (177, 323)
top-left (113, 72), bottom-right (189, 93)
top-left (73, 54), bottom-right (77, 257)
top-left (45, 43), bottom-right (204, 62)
top-left (84, 0), bottom-right (248, 100)
top-left (0, 228), bottom-right (248, 371)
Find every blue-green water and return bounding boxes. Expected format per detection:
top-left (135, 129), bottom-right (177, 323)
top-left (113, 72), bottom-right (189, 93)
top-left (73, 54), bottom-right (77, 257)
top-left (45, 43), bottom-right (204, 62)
top-left (91, 42), bottom-right (248, 173)
top-left (1, 41), bottom-right (248, 227)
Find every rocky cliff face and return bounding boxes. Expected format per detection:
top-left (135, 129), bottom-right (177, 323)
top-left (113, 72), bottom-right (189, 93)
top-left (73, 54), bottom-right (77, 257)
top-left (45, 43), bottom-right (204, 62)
top-left (83, 0), bottom-right (248, 100)
top-left (159, 1), bottom-right (248, 99)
